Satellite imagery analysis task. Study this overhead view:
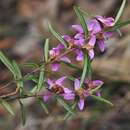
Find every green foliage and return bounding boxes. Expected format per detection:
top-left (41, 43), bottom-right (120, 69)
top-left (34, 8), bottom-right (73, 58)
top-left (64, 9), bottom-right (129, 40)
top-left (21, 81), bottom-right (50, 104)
top-left (80, 54), bottom-right (91, 87)
top-left (74, 6), bottom-right (88, 38)
top-left (37, 97), bottom-right (49, 114)
top-left (48, 23), bottom-right (67, 48)
top-left (109, 20), bottom-right (130, 31)
top-left (0, 51), bottom-right (24, 94)
top-left (0, 51), bottom-right (16, 76)
top-left (114, 0), bottom-right (127, 25)
top-left (37, 68), bottom-right (45, 92)
top-left (64, 102), bottom-right (77, 120)
top-left (12, 61), bottom-right (24, 93)
top-left (56, 96), bottom-right (75, 115)
top-left (19, 100), bottom-right (26, 126)
top-left (44, 38), bottom-right (50, 62)
top-left (0, 99), bottom-right (15, 116)
top-left (91, 95), bottom-right (114, 106)
top-left (23, 62), bottom-right (39, 69)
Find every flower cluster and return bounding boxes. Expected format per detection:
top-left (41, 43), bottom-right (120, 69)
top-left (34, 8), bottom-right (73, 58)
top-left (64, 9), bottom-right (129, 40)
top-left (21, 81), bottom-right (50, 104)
top-left (43, 15), bottom-right (115, 110)
top-left (44, 77), bottom-right (103, 110)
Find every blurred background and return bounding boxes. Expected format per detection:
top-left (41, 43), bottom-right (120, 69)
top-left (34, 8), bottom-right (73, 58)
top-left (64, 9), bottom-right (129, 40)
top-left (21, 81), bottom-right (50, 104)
top-left (0, 0), bottom-right (130, 130)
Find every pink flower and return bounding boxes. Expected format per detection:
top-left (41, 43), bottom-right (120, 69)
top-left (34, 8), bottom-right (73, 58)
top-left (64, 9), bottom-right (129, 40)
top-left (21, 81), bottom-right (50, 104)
top-left (74, 79), bottom-right (88, 110)
top-left (43, 76), bottom-right (75, 101)
top-left (49, 44), bottom-right (71, 71)
top-left (95, 15), bottom-right (114, 27)
top-left (73, 79), bottom-right (104, 110)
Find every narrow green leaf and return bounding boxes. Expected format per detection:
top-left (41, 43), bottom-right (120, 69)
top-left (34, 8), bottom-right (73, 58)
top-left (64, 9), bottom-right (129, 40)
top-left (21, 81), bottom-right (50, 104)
top-left (23, 62), bottom-right (39, 69)
top-left (91, 95), bottom-right (114, 106)
top-left (80, 54), bottom-right (88, 87)
top-left (22, 75), bottom-right (38, 83)
top-left (89, 86), bottom-right (102, 94)
top-left (44, 38), bottom-right (49, 62)
top-left (86, 57), bottom-right (92, 80)
top-left (19, 100), bottom-right (26, 126)
top-left (0, 51), bottom-right (15, 76)
top-left (30, 85), bottom-right (38, 93)
top-left (37, 68), bottom-right (44, 92)
top-left (78, 7), bottom-right (93, 18)
top-left (56, 96), bottom-right (75, 115)
top-left (67, 76), bottom-right (76, 81)
top-left (12, 61), bottom-right (24, 94)
top-left (114, 0), bottom-right (127, 25)
top-left (64, 102), bottom-right (77, 120)
top-left (48, 23), bottom-right (67, 48)
top-left (107, 19), bottom-right (130, 31)
top-left (74, 6), bottom-right (88, 38)
top-left (116, 29), bottom-right (122, 37)
top-left (61, 61), bottom-right (81, 70)
top-left (1, 100), bottom-right (15, 116)
top-left (37, 98), bottom-right (49, 114)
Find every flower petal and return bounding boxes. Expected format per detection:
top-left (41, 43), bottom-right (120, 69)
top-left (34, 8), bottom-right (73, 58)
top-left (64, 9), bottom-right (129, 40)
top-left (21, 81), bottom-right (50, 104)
top-left (43, 92), bottom-right (53, 102)
top-left (96, 15), bottom-right (114, 27)
top-left (103, 32), bottom-right (113, 39)
top-left (74, 39), bottom-right (85, 47)
top-left (74, 79), bottom-right (80, 90)
top-left (97, 40), bottom-right (105, 52)
top-left (88, 49), bottom-right (94, 60)
top-left (78, 99), bottom-right (84, 110)
top-left (96, 92), bottom-right (101, 97)
top-left (63, 87), bottom-right (73, 94)
top-left (63, 35), bottom-right (71, 42)
top-left (51, 63), bottom-right (60, 71)
top-left (87, 19), bottom-right (101, 34)
top-left (55, 76), bottom-right (66, 86)
top-left (60, 56), bottom-right (71, 63)
top-left (74, 33), bottom-right (84, 39)
top-left (92, 80), bottom-right (104, 87)
top-left (62, 93), bottom-right (75, 100)
top-left (75, 49), bottom-right (83, 61)
top-left (88, 35), bottom-right (96, 46)
top-left (72, 25), bottom-right (83, 33)
top-left (57, 44), bottom-right (65, 50)
top-left (47, 79), bottom-right (53, 86)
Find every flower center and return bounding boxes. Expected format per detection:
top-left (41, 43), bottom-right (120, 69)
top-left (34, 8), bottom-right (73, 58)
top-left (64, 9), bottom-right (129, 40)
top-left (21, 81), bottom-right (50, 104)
top-left (51, 84), bottom-right (64, 94)
top-left (96, 32), bottom-right (104, 40)
top-left (82, 44), bottom-right (94, 50)
top-left (75, 88), bottom-right (84, 99)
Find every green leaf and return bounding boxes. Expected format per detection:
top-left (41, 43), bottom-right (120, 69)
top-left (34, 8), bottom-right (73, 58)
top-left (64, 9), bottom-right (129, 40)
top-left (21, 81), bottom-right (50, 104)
top-left (67, 76), bottom-right (76, 81)
top-left (80, 54), bottom-right (89, 87)
top-left (91, 95), bottom-right (114, 106)
top-left (23, 62), bottom-right (39, 69)
top-left (61, 61), bottom-right (81, 70)
top-left (37, 98), bottom-right (49, 114)
top-left (116, 29), bottom-right (122, 37)
top-left (37, 68), bottom-right (44, 92)
top-left (114, 0), bottom-right (127, 25)
top-left (19, 100), bottom-right (26, 126)
top-left (89, 86), bottom-right (102, 94)
top-left (1, 100), bottom-right (15, 116)
top-left (44, 38), bottom-right (49, 62)
top-left (108, 19), bottom-right (130, 31)
top-left (86, 57), bottom-right (92, 80)
top-left (78, 7), bottom-right (93, 18)
top-left (64, 102), bottom-right (77, 120)
top-left (48, 23), bottom-right (67, 48)
top-left (56, 96), bottom-right (75, 115)
top-left (30, 85), bottom-right (38, 93)
top-left (22, 75), bottom-right (38, 83)
top-left (0, 51), bottom-right (16, 76)
top-left (74, 6), bottom-right (88, 38)
top-left (12, 61), bottom-right (24, 94)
